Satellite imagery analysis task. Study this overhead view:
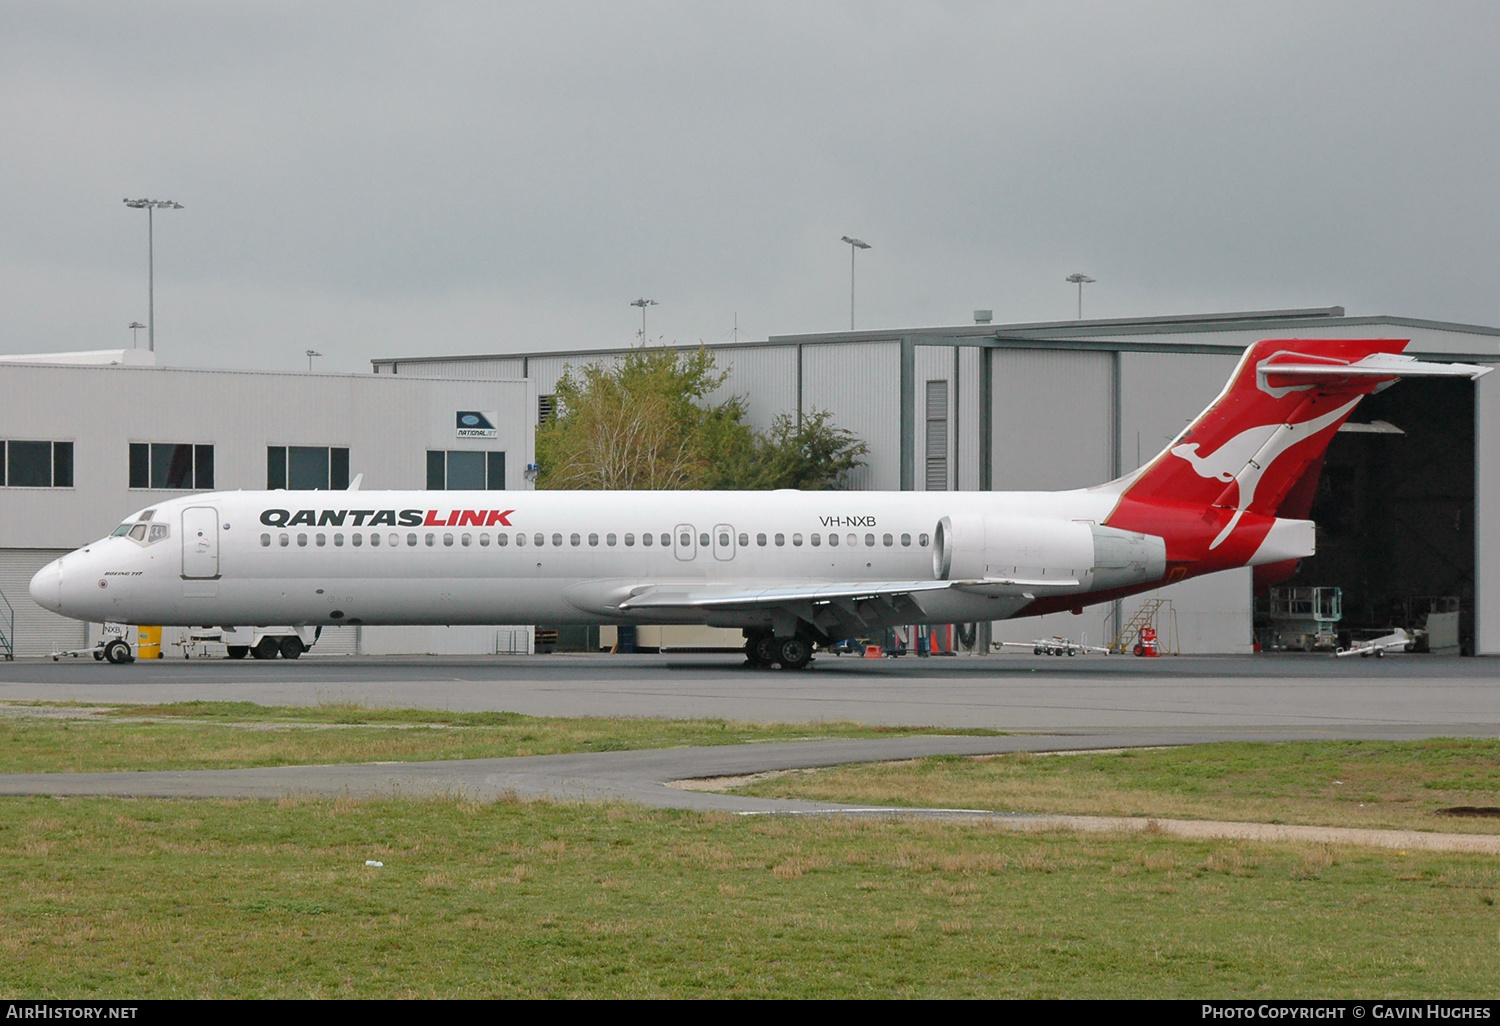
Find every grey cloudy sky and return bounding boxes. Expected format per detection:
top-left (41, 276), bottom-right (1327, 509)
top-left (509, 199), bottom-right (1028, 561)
top-left (2, 2), bottom-right (1496, 372)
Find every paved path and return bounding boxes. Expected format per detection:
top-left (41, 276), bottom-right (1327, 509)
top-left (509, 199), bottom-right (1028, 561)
top-left (0, 723), bottom-right (1492, 814)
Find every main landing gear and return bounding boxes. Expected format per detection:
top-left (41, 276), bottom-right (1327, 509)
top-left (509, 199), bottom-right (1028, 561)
top-left (744, 631), bottom-right (815, 671)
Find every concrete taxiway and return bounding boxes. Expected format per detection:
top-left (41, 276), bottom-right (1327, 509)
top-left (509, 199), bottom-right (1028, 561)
top-left (0, 652), bottom-right (1496, 731)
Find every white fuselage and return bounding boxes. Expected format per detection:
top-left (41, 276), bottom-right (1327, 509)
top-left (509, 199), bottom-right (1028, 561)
top-left (31, 487), bottom-right (1156, 632)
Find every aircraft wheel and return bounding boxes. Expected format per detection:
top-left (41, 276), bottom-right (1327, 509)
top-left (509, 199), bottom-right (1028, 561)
top-left (251, 637), bottom-right (280, 660)
top-left (104, 640), bottom-right (133, 665)
top-left (226, 646), bottom-right (249, 660)
top-left (744, 633), bottom-right (772, 668)
top-left (280, 636), bottom-right (305, 660)
top-left (1375, 649), bottom-right (1385, 659)
top-left (776, 636), bottom-right (813, 671)
top-left (93, 650), bottom-right (104, 661)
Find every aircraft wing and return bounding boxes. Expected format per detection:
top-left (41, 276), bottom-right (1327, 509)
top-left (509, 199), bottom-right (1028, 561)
top-left (616, 579), bottom-right (956, 611)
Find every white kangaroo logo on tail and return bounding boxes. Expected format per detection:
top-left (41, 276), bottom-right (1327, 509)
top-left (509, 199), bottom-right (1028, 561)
top-left (1171, 398), bottom-right (1360, 549)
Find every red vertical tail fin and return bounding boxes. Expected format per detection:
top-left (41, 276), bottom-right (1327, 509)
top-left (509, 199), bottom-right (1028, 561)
top-left (1102, 339), bottom-right (1485, 570)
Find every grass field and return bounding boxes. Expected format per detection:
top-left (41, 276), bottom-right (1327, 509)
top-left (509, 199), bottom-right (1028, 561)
top-left (727, 740), bottom-right (1500, 835)
top-left (1, 795), bottom-right (1498, 998)
top-left (1, 703), bottom-right (1497, 997)
top-left (0, 701), bottom-right (996, 773)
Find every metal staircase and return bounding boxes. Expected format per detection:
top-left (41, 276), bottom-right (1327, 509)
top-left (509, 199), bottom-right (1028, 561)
top-left (1108, 597), bottom-right (1179, 655)
top-left (0, 585), bottom-right (13, 661)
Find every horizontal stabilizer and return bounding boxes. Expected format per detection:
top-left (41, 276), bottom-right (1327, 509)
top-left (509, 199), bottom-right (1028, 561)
top-left (1259, 351), bottom-right (1489, 393)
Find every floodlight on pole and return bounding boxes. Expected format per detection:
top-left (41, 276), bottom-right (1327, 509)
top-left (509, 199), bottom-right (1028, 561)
top-left (630, 298), bottom-right (657, 344)
top-left (128, 322), bottom-right (145, 348)
top-left (123, 198), bottom-right (184, 353)
top-left (306, 349), bottom-right (323, 372)
top-left (841, 236), bottom-right (871, 330)
top-left (1065, 273), bottom-right (1096, 319)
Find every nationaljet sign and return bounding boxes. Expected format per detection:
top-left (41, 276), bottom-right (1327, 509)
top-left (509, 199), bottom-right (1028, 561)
top-left (260, 508), bottom-right (515, 528)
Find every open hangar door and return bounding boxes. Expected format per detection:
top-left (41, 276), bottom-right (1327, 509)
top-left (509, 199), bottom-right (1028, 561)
top-left (1266, 377), bottom-right (1475, 653)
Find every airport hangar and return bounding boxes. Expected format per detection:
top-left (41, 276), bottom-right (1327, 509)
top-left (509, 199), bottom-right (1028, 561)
top-left (372, 306), bottom-right (1500, 656)
top-left (0, 349), bottom-right (536, 658)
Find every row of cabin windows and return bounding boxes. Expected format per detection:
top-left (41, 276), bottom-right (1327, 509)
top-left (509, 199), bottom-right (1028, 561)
top-left (260, 531), bottom-right (934, 550)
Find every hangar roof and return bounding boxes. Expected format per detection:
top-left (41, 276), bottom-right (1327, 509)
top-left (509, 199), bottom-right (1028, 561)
top-left (371, 305), bottom-right (1500, 371)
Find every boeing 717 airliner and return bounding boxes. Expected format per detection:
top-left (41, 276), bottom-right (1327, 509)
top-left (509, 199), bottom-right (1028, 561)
top-left (29, 339), bottom-right (1487, 668)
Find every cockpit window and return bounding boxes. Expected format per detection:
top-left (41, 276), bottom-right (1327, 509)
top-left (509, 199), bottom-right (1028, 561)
top-left (112, 524), bottom-right (132, 537)
top-left (139, 509), bottom-right (156, 522)
top-left (128, 524), bottom-right (148, 541)
top-left (148, 524), bottom-right (170, 543)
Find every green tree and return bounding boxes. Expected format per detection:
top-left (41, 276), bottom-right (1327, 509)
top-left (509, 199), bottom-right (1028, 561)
top-left (535, 346), bottom-right (866, 490)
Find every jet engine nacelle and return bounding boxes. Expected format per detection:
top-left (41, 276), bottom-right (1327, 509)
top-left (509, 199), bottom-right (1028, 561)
top-left (933, 515), bottom-right (1165, 592)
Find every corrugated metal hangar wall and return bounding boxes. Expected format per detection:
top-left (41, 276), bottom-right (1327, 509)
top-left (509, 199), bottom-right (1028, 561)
top-left (377, 307), bottom-right (1500, 655)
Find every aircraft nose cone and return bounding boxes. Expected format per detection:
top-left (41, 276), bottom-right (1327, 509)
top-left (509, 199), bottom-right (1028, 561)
top-left (29, 560), bottom-right (62, 613)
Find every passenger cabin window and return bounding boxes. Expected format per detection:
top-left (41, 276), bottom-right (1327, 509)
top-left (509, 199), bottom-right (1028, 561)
top-left (811, 534), bottom-right (821, 547)
top-left (883, 534), bottom-right (893, 546)
top-left (901, 533), bottom-right (911, 546)
top-left (775, 534), bottom-right (784, 546)
top-left (268, 446), bottom-right (349, 490)
top-left (2, 440), bottom-right (73, 488)
top-left (623, 533), bottom-right (634, 546)
top-left (919, 533), bottom-right (930, 547)
top-left (757, 534), bottom-right (767, 546)
top-left (427, 450), bottom-right (505, 490)
top-left (791, 534), bottom-right (802, 546)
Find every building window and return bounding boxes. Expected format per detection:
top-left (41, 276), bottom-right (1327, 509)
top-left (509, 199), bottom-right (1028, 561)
top-left (129, 443), bottom-right (214, 490)
top-left (538, 395), bottom-right (555, 424)
top-left (925, 379), bottom-right (949, 491)
top-left (427, 450), bottom-right (505, 490)
top-left (2, 441), bottom-right (73, 488)
top-left (268, 446), bottom-right (349, 490)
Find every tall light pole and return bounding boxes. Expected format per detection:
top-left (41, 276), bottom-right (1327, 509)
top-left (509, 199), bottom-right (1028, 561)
top-left (630, 298), bottom-right (657, 343)
top-left (1065, 273), bottom-right (1096, 319)
top-left (306, 349), bottom-right (323, 372)
top-left (123, 198), bottom-right (184, 352)
top-left (128, 322), bottom-right (145, 348)
top-left (841, 236), bottom-right (870, 330)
